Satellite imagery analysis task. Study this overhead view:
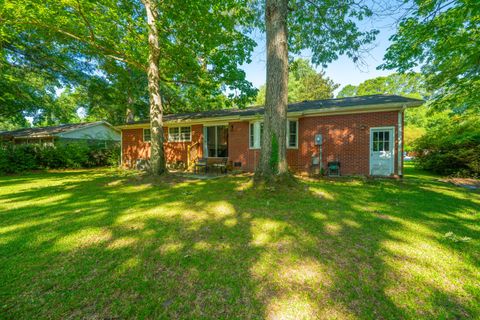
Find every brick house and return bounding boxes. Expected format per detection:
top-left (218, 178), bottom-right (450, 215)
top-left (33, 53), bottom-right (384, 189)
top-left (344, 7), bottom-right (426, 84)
top-left (119, 95), bottom-right (423, 176)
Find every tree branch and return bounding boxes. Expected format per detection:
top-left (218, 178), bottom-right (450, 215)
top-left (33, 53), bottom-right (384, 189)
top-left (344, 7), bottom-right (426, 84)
top-left (24, 20), bottom-right (199, 86)
top-left (75, 0), bottom-right (95, 42)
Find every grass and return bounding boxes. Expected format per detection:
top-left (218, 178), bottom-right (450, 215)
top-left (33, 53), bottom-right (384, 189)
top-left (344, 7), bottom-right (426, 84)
top-left (0, 164), bottom-right (479, 319)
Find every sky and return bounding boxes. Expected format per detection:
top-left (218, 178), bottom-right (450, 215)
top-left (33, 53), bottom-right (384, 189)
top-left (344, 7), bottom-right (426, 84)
top-left (240, 16), bottom-right (398, 96)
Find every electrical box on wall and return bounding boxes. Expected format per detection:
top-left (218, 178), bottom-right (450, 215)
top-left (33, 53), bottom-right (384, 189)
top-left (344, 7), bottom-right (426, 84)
top-left (314, 134), bottom-right (323, 145)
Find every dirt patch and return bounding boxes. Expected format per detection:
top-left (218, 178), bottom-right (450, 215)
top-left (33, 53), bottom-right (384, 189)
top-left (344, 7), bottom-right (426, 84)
top-left (439, 177), bottom-right (480, 190)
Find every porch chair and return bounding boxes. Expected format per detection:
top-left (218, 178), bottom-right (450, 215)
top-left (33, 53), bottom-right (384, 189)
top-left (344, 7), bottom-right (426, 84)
top-left (211, 157), bottom-right (228, 174)
top-left (327, 161), bottom-right (340, 177)
top-left (194, 158), bottom-right (208, 174)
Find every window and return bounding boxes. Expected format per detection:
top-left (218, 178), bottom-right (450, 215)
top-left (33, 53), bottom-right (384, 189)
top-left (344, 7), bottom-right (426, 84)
top-left (168, 126), bottom-right (191, 142)
top-left (373, 131), bottom-right (390, 152)
top-left (249, 121), bottom-right (263, 149)
top-left (287, 120), bottom-right (298, 148)
top-left (204, 125), bottom-right (228, 157)
top-left (143, 129), bottom-right (151, 142)
top-left (249, 120), bottom-right (297, 149)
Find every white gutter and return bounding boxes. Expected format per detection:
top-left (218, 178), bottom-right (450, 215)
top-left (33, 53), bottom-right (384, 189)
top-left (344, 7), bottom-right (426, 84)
top-left (398, 105), bottom-right (406, 176)
top-left (120, 130), bottom-right (123, 167)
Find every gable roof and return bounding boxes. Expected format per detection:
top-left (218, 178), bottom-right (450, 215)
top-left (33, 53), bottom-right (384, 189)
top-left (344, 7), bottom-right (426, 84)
top-left (123, 94), bottom-right (423, 126)
top-left (0, 121), bottom-right (117, 139)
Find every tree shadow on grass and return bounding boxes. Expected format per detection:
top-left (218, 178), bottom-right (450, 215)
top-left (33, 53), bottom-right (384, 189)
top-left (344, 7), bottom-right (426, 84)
top-left (0, 169), bottom-right (479, 319)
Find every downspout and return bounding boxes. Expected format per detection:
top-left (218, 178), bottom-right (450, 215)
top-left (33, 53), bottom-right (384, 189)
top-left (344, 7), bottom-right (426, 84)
top-left (120, 130), bottom-right (123, 168)
top-left (398, 106), bottom-right (406, 177)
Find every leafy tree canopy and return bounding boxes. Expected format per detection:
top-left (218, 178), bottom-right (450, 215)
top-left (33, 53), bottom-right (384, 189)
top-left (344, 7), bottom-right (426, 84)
top-left (336, 73), bottom-right (429, 128)
top-left (380, 0), bottom-right (480, 114)
top-left (255, 58), bottom-right (339, 105)
top-left (1, 0), bottom-right (258, 128)
top-left (337, 73), bottom-right (427, 99)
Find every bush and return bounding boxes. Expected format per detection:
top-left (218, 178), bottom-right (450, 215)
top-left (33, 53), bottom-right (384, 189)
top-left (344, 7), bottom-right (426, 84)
top-left (0, 141), bottom-right (120, 174)
top-left (0, 144), bottom-right (40, 173)
top-left (414, 116), bottom-right (480, 177)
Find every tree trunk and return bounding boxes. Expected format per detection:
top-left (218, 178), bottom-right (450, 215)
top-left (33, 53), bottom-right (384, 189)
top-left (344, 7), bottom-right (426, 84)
top-left (257, 0), bottom-right (289, 178)
top-left (142, 0), bottom-right (166, 175)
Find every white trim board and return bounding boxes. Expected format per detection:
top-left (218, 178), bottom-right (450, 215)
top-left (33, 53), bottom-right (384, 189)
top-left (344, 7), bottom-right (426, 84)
top-left (369, 126), bottom-right (396, 176)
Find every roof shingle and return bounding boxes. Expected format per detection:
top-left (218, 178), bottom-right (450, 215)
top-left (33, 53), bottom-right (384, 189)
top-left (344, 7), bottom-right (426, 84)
top-left (0, 121), bottom-right (107, 139)
top-left (128, 94), bottom-right (423, 125)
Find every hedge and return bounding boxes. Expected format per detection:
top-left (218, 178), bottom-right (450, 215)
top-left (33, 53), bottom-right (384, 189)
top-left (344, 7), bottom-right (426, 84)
top-left (413, 116), bottom-right (480, 177)
top-left (0, 142), bottom-right (120, 174)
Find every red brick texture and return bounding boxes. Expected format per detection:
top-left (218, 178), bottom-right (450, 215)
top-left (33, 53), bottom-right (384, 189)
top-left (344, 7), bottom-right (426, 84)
top-left (122, 111), bottom-right (403, 176)
top-left (122, 124), bottom-right (203, 168)
top-left (228, 111), bottom-right (401, 175)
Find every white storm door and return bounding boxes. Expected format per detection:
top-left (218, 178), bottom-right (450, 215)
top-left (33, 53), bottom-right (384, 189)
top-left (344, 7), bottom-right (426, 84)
top-left (370, 127), bottom-right (394, 176)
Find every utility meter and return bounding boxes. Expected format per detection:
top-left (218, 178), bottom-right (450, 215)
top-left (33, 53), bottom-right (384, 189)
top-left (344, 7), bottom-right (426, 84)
top-left (314, 134), bottom-right (323, 145)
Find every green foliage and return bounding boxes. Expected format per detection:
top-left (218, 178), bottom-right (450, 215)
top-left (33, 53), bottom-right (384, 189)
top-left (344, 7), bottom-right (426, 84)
top-left (381, 0), bottom-right (480, 113)
top-left (2, 0), bottom-right (258, 126)
top-left (0, 142), bottom-right (120, 174)
top-left (255, 58), bottom-right (338, 105)
top-left (404, 126), bottom-right (426, 153)
top-left (275, 0), bottom-right (378, 65)
top-left (336, 73), bottom-right (431, 131)
top-left (414, 116), bottom-right (480, 177)
top-left (0, 144), bottom-right (39, 173)
top-left (336, 84), bottom-right (358, 98)
top-left (337, 73), bottom-right (427, 99)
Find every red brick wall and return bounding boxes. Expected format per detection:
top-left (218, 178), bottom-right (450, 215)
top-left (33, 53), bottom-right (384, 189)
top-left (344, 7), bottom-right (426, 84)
top-left (122, 125), bottom-right (203, 168)
top-left (123, 111), bottom-right (402, 175)
top-left (228, 111), bottom-right (401, 175)
top-left (296, 111), bottom-right (399, 175)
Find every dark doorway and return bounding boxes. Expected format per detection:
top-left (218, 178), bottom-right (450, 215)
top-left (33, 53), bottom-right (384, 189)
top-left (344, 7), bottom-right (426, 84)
top-left (203, 125), bottom-right (228, 157)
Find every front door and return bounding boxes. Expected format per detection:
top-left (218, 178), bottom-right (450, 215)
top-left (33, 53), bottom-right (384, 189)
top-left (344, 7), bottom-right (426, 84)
top-left (370, 127), bottom-right (394, 176)
top-left (203, 125), bottom-right (228, 157)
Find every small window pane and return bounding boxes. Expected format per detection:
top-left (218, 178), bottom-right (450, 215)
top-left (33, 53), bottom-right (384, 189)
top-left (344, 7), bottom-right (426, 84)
top-left (373, 141), bottom-right (379, 151)
top-left (287, 120), bottom-right (297, 148)
top-left (379, 131), bottom-right (384, 141)
top-left (168, 127), bottom-right (180, 142)
top-left (260, 122), bottom-right (264, 146)
top-left (384, 131), bottom-right (389, 142)
top-left (143, 129), bottom-right (151, 142)
top-left (250, 123), bottom-right (255, 148)
top-left (181, 127), bottom-right (191, 141)
top-left (250, 122), bottom-right (263, 149)
top-left (384, 141), bottom-right (389, 151)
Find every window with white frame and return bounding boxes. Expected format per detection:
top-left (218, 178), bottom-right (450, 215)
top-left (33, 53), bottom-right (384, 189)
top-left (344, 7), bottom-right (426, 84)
top-left (249, 120), bottom-right (298, 149)
top-left (143, 129), bottom-right (151, 142)
top-left (249, 121), bottom-right (263, 149)
top-left (287, 119), bottom-right (298, 148)
top-left (168, 126), bottom-right (191, 142)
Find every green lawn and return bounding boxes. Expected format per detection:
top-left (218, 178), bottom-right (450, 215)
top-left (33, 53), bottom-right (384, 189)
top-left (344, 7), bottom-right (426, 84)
top-left (0, 165), bottom-right (479, 319)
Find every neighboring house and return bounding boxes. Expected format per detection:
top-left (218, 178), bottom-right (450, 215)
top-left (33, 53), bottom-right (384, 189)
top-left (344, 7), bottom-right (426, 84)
top-left (119, 95), bottom-right (423, 176)
top-left (0, 121), bottom-right (121, 146)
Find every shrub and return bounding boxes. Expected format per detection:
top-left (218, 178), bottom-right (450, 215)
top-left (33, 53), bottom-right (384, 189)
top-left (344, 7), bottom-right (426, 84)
top-left (0, 141), bottom-right (120, 174)
top-left (414, 116), bottom-right (480, 177)
top-left (0, 144), bottom-right (40, 173)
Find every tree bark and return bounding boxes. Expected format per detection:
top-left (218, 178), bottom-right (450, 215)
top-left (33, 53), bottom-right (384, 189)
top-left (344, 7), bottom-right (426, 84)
top-left (142, 0), bottom-right (166, 175)
top-left (257, 0), bottom-right (289, 178)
